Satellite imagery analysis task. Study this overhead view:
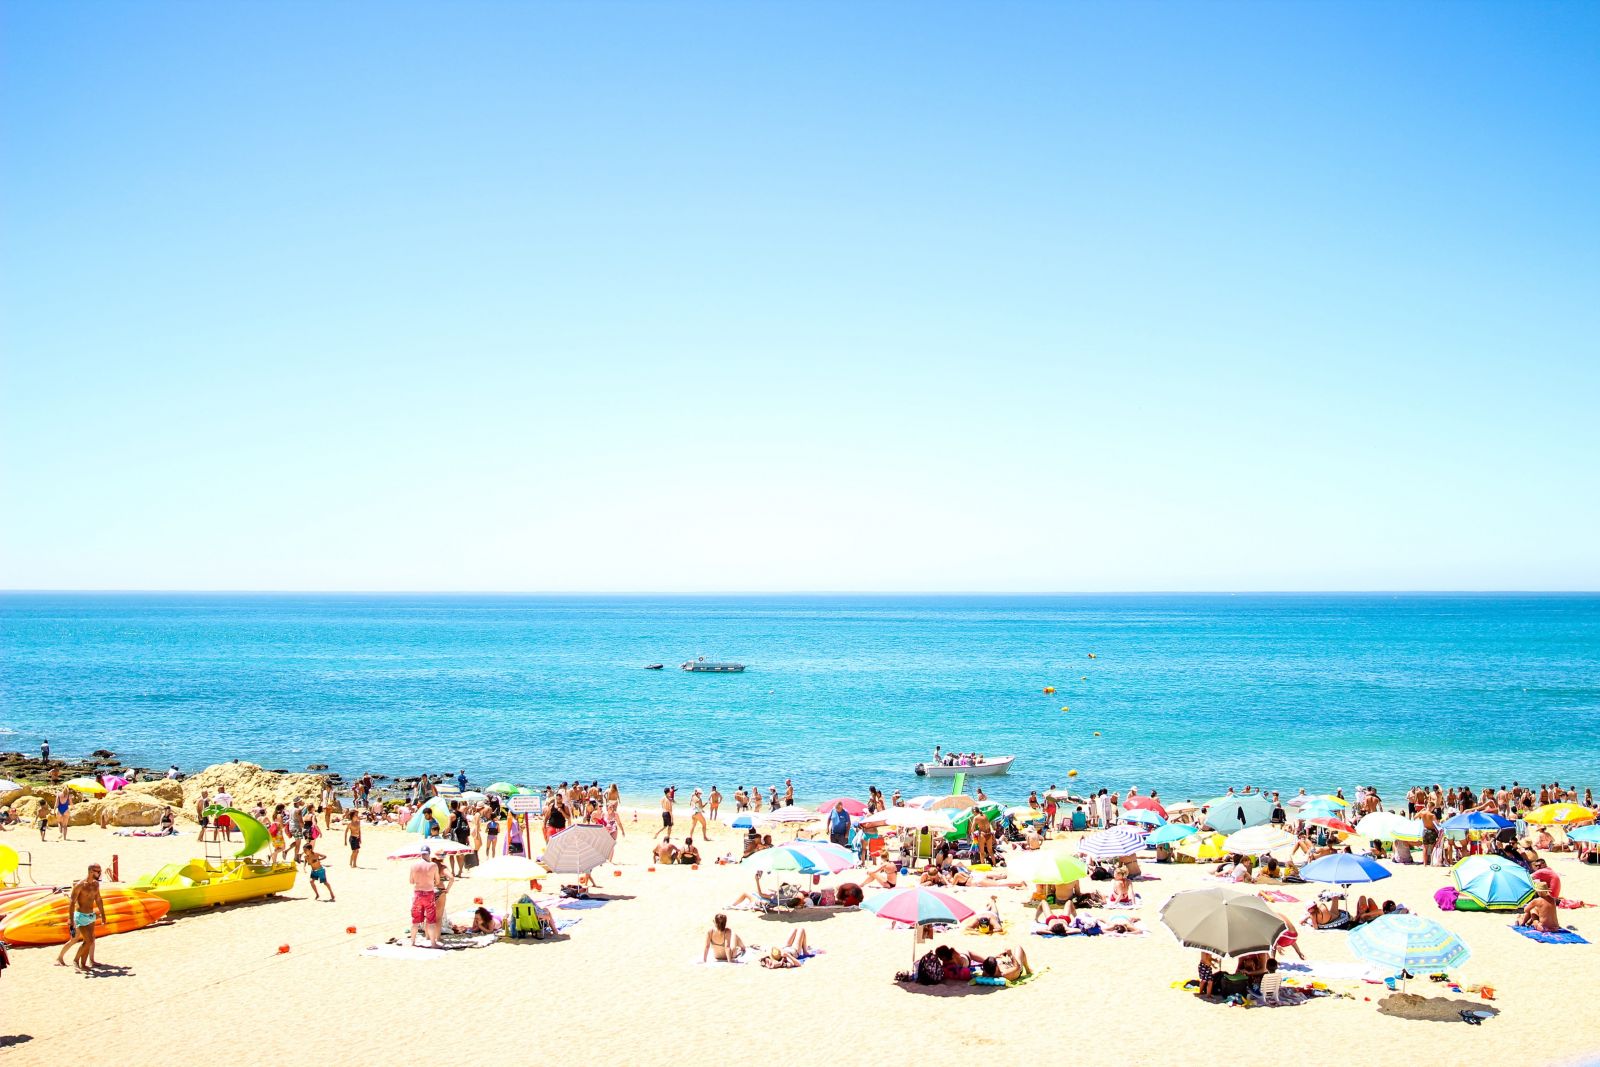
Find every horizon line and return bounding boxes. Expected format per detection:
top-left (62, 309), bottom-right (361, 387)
top-left (3, 588), bottom-right (1599, 597)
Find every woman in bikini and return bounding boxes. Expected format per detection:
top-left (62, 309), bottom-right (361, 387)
top-left (703, 913), bottom-right (746, 963)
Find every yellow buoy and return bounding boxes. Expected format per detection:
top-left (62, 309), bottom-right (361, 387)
top-left (1093, 731), bottom-right (1101, 737)
top-left (1067, 769), bottom-right (1079, 777)
top-left (1060, 706), bottom-right (1069, 712)
top-left (1042, 686), bottom-right (1055, 694)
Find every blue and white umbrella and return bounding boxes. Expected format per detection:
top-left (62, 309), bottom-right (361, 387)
top-left (1349, 914), bottom-right (1469, 987)
top-left (1300, 853), bottom-right (1392, 886)
top-left (1441, 811), bottom-right (1514, 833)
top-left (1077, 827), bottom-right (1145, 859)
top-left (724, 813), bottom-right (757, 830)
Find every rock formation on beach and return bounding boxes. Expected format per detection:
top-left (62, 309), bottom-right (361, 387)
top-left (0, 762), bottom-right (328, 827)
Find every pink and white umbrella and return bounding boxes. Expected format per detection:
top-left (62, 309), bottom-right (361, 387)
top-left (387, 838), bottom-right (474, 860)
top-left (814, 798), bottom-right (867, 817)
top-left (863, 887), bottom-right (974, 966)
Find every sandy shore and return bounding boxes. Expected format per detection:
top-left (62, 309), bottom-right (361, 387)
top-left (4, 814), bottom-right (1599, 1066)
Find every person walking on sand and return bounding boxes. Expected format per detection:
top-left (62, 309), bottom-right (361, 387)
top-left (304, 840), bottom-right (335, 901)
top-left (55, 786), bottom-right (72, 840)
top-left (689, 789), bottom-right (709, 842)
top-left (655, 787), bottom-right (675, 840)
top-left (409, 845), bottom-right (442, 947)
top-left (60, 863), bottom-right (107, 972)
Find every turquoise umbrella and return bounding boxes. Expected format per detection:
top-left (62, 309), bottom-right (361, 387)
top-left (1569, 825), bottom-right (1600, 844)
top-left (1122, 809), bottom-right (1167, 827)
top-left (1349, 914), bottom-right (1469, 990)
top-left (1202, 795), bottom-right (1275, 832)
top-left (1452, 856), bottom-right (1535, 910)
top-left (1146, 823), bottom-right (1199, 846)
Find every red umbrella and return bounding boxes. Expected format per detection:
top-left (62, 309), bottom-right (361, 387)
top-left (815, 797), bottom-right (867, 816)
top-left (1124, 796), bottom-right (1167, 818)
top-left (1309, 817), bottom-right (1356, 834)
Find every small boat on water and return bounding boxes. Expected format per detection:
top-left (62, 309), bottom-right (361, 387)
top-left (644, 664), bottom-right (664, 670)
top-left (914, 755), bottom-right (1016, 778)
top-left (682, 657), bottom-right (745, 673)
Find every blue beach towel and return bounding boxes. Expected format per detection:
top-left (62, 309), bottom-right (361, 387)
top-left (558, 898), bottom-right (609, 910)
top-left (1511, 925), bottom-right (1588, 945)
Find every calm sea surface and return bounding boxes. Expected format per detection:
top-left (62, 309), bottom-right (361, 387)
top-left (2, 594), bottom-right (1597, 803)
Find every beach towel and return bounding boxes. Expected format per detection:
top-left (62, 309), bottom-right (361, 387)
top-left (1257, 890), bottom-right (1299, 903)
top-left (694, 953), bottom-right (750, 965)
top-left (558, 898), bottom-right (608, 910)
top-left (1104, 898), bottom-right (1140, 910)
top-left (113, 828), bottom-right (176, 837)
top-left (1511, 925), bottom-right (1589, 945)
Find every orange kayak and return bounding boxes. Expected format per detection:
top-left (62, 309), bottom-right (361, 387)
top-left (0, 887), bottom-right (170, 946)
top-left (0, 886), bottom-right (57, 921)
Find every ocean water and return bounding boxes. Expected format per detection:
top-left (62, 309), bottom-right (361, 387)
top-left (2, 593), bottom-right (1598, 803)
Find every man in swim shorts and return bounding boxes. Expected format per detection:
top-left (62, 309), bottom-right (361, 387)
top-left (304, 841), bottom-right (335, 902)
top-left (64, 863), bottom-right (107, 972)
top-left (655, 787), bottom-right (675, 840)
top-left (409, 846), bottom-right (442, 947)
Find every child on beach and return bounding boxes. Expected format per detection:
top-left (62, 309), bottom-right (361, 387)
top-left (304, 842), bottom-right (334, 901)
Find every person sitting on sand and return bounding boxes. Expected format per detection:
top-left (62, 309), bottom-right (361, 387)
top-left (859, 860), bottom-right (899, 888)
top-left (678, 839), bottom-right (701, 865)
top-left (760, 929), bottom-right (814, 969)
top-left (1519, 889), bottom-right (1563, 934)
top-left (1109, 863), bottom-right (1136, 903)
top-left (652, 840), bottom-right (678, 865)
top-left (703, 913), bottom-right (746, 962)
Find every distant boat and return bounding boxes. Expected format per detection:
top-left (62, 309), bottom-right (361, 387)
top-left (644, 664), bottom-right (664, 670)
top-left (682, 657), bottom-right (745, 673)
top-left (914, 755), bottom-right (1015, 778)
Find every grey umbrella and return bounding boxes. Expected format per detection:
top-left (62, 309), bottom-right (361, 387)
top-left (1159, 887), bottom-right (1288, 957)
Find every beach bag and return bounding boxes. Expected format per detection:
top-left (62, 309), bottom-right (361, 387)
top-left (914, 951), bottom-right (945, 985)
top-left (1433, 886), bottom-right (1459, 911)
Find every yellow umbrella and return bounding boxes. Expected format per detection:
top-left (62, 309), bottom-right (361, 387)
top-left (1176, 832), bottom-right (1228, 861)
top-left (1524, 804), bottom-right (1595, 826)
top-left (65, 777), bottom-right (106, 796)
top-left (1313, 794), bottom-right (1349, 808)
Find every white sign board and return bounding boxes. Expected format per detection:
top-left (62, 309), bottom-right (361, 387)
top-left (509, 794), bottom-right (544, 815)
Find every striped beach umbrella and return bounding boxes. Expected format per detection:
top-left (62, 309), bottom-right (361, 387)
top-left (1452, 855), bottom-right (1535, 910)
top-left (1077, 828), bottom-right (1145, 859)
top-left (1524, 804), bottom-right (1596, 826)
top-left (1349, 914), bottom-right (1469, 988)
top-left (542, 824), bottom-right (617, 875)
top-left (761, 805), bottom-right (821, 824)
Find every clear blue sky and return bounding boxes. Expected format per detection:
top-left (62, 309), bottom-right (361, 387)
top-left (2, 3), bottom-right (1596, 592)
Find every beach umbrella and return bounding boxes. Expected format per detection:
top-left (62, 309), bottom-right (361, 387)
top-left (1300, 853), bottom-right (1392, 886)
top-left (485, 782), bottom-right (522, 796)
top-left (1160, 888), bottom-right (1287, 958)
top-left (543, 824), bottom-right (616, 875)
top-left (1146, 823), bottom-right (1199, 847)
top-left (1451, 856), bottom-right (1535, 910)
top-left (434, 783), bottom-right (460, 795)
top-left (1175, 832), bottom-right (1228, 861)
top-left (1223, 826), bottom-right (1296, 856)
top-left (724, 813), bottom-right (757, 830)
top-left (1019, 850), bottom-right (1089, 886)
top-left (905, 796), bottom-right (940, 809)
top-left (387, 838), bottom-right (474, 860)
top-left (1165, 801), bottom-right (1200, 816)
top-left (814, 798), bottom-right (867, 817)
top-left (1349, 914), bottom-right (1469, 990)
top-left (863, 887), bottom-right (974, 966)
top-left (405, 797), bottom-right (453, 835)
top-left (1313, 794), bottom-right (1350, 808)
top-left (457, 791), bottom-right (488, 803)
top-left (784, 841), bottom-right (858, 871)
top-left (1201, 795), bottom-right (1274, 833)
top-left (1122, 809), bottom-right (1167, 828)
top-left (1440, 811), bottom-right (1513, 833)
top-left (1308, 817), bottom-right (1357, 834)
top-left (65, 777), bottom-right (107, 796)
top-left (102, 775), bottom-right (129, 791)
top-left (1006, 806), bottom-right (1046, 822)
top-left (1124, 796), bottom-right (1168, 818)
top-left (1299, 799), bottom-right (1344, 819)
top-left (1354, 812), bottom-right (1424, 842)
top-left (1077, 828), bottom-right (1145, 859)
top-left (928, 795), bottom-right (976, 811)
top-left (875, 807), bottom-right (956, 832)
top-left (1568, 825), bottom-right (1600, 844)
top-left (743, 846), bottom-right (831, 874)
top-left (761, 805), bottom-right (821, 824)
top-left (1523, 804), bottom-right (1596, 826)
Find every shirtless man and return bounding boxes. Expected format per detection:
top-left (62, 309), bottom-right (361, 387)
top-left (409, 846), bottom-right (442, 947)
top-left (652, 839), bottom-right (679, 865)
top-left (61, 863), bottom-right (107, 972)
top-left (708, 786), bottom-right (722, 823)
top-left (1518, 890), bottom-right (1563, 934)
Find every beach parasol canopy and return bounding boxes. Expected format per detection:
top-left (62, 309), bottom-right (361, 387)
top-left (1354, 812), bottom-right (1424, 842)
top-left (1122, 809), bottom-right (1167, 828)
top-left (1440, 811), bottom-right (1513, 833)
top-left (542, 824), bottom-right (617, 875)
top-left (0, 779), bottom-right (22, 793)
top-left (102, 775), bottom-right (128, 791)
top-left (724, 813), bottom-right (757, 830)
top-left (874, 807), bottom-right (956, 832)
top-left (388, 838), bottom-right (474, 859)
top-left (1299, 799), bottom-right (1344, 819)
top-left (1160, 888), bottom-right (1288, 958)
top-left (1568, 825), bottom-right (1600, 844)
top-left (781, 841), bottom-right (857, 872)
top-left (1124, 796), bottom-right (1167, 818)
top-left (1223, 825), bottom-right (1296, 856)
top-left (475, 855), bottom-right (550, 881)
top-left (864, 886), bottom-right (973, 925)
top-left (1201, 795), bottom-right (1274, 833)
top-left (1452, 856), bottom-right (1535, 910)
top-left (1006, 806), bottom-right (1046, 822)
top-left (1349, 914), bottom-right (1469, 985)
top-left (761, 805), bottom-right (821, 824)
top-left (1176, 832), bottom-right (1228, 861)
top-left (1313, 794), bottom-right (1350, 808)
top-left (457, 791), bottom-right (488, 803)
top-left (485, 782), bottom-right (522, 796)
top-left (1524, 803), bottom-right (1595, 826)
top-left (928, 795), bottom-right (977, 811)
top-left (742, 845), bottom-right (828, 874)
top-left (1146, 823), bottom-right (1199, 847)
top-left (65, 778), bottom-right (107, 796)
top-left (1300, 853), bottom-right (1391, 886)
top-left (1308, 817), bottom-right (1357, 834)
top-left (1019, 850), bottom-right (1090, 886)
top-left (1077, 828), bottom-right (1145, 859)
top-left (814, 798), bottom-right (867, 817)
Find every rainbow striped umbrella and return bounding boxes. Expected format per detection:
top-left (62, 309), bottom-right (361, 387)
top-left (864, 886), bottom-right (974, 966)
top-left (1349, 914), bottom-right (1469, 989)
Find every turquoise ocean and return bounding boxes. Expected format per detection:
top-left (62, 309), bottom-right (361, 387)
top-left (2, 593), bottom-right (1597, 803)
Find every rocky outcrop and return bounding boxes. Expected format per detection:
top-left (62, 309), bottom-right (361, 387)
top-left (125, 780), bottom-right (185, 805)
top-left (180, 762), bottom-right (328, 813)
top-left (95, 793), bottom-right (167, 826)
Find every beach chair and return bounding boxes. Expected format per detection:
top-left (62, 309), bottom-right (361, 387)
top-left (1258, 974), bottom-right (1285, 1006)
top-left (1070, 811), bottom-right (1088, 832)
top-left (510, 901), bottom-right (548, 940)
top-left (0, 845), bottom-right (31, 887)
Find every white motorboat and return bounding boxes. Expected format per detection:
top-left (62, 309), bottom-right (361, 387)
top-left (914, 755), bottom-right (1015, 778)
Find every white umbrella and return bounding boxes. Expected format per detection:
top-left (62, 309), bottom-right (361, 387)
top-left (928, 795), bottom-right (976, 811)
top-left (875, 806), bottom-right (956, 832)
top-left (458, 791), bottom-right (488, 803)
top-left (542, 824), bottom-right (616, 875)
top-left (761, 805), bottom-right (821, 824)
top-left (1355, 812), bottom-right (1424, 842)
top-left (0, 779), bottom-right (23, 793)
top-left (1223, 825), bottom-right (1297, 856)
top-left (387, 838), bottom-right (475, 860)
